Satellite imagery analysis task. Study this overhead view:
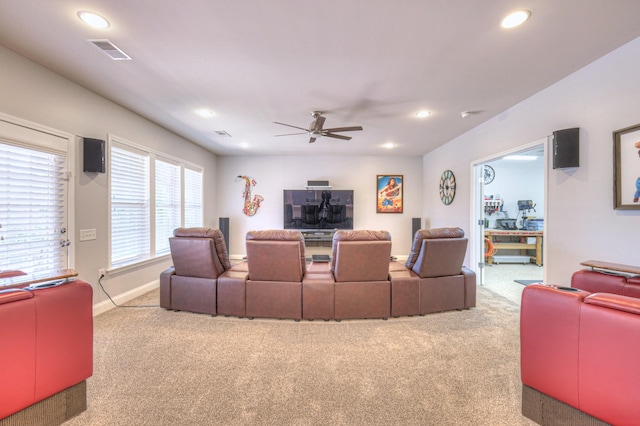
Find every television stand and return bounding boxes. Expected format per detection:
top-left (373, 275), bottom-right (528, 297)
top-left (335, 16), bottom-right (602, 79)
top-left (312, 254), bottom-right (331, 263)
top-left (302, 231), bottom-right (334, 258)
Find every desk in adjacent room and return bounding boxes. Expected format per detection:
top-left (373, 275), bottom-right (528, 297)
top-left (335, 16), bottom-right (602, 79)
top-left (484, 229), bottom-right (543, 266)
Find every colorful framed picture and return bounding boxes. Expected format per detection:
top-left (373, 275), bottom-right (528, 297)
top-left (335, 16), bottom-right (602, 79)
top-left (376, 175), bottom-right (403, 213)
top-left (613, 124), bottom-right (640, 210)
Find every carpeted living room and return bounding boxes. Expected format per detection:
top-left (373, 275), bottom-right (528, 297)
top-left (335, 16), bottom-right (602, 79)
top-left (65, 285), bottom-right (531, 426)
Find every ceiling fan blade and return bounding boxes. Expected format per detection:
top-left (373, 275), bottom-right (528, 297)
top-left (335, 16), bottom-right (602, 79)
top-left (309, 137), bottom-right (317, 143)
top-left (275, 132), bottom-right (308, 137)
top-left (322, 126), bottom-right (363, 132)
top-left (324, 133), bottom-right (352, 140)
top-left (273, 122), bottom-right (310, 132)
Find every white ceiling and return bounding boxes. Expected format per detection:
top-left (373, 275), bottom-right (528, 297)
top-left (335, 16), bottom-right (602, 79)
top-left (2, 1), bottom-right (640, 157)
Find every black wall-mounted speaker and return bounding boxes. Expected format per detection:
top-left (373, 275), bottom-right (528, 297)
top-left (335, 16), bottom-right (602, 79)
top-left (307, 180), bottom-right (329, 187)
top-left (552, 127), bottom-right (579, 169)
top-left (219, 217), bottom-right (230, 252)
top-left (83, 137), bottom-right (106, 173)
top-left (411, 218), bottom-right (421, 239)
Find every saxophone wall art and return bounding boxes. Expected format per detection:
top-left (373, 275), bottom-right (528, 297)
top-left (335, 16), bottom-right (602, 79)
top-left (237, 175), bottom-right (264, 216)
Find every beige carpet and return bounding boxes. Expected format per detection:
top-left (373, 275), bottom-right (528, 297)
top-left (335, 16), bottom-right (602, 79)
top-left (65, 286), bottom-right (535, 426)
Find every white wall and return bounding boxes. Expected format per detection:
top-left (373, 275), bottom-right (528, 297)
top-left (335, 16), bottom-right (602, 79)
top-left (424, 36), bottom-right (640, 284)
top-left (0, 46), bottom-right (219, 308)
top-left (217, 155), bottom-right (423, 257)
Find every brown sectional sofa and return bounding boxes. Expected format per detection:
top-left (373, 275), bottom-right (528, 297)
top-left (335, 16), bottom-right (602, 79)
top-left (160, 227), bottom-right (476, 320)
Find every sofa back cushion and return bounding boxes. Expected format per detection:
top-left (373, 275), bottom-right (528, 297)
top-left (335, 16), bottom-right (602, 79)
top-left (169, 227), bottom-right (230, 278)
top-left (331, 230), bottom-right (391, 282)
top-left (175, 227), bottom-right (231, 269)
top-left (246, 230), bottom-right (306, 280)
top-left (412, 237), bottom-right (467, 278)
top-left (405, 227), bottom-right (464, 270)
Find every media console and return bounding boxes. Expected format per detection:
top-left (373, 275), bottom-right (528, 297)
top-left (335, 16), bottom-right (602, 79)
top-left (302, 230), bottom-right (335, 258)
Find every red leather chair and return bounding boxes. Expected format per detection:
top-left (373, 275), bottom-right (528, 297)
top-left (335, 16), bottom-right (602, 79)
top-left (160, 227), bottom-right (233, 315)
top-left (572, 268), bottom-right (640, 299)
top-left (521, 284), bottom-right (640, 425)
top-left (244, 229), bottom-right (306, 320)
top-left (331, 230), bottom-right (392, 320)
top-left (0, 279), bottom-right (93, 421)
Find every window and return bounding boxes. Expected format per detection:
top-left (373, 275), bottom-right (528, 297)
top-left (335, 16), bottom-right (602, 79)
top-left (110, 144), bottom-right (150, 268)
top-left (109, 136), bottom-right (203, 270)
top-left (183, 167), bottom-right (203, 228)
top-left (0, 141), bottom-right (68, 274)
top-left (155, 158), bottom-right (181, 256)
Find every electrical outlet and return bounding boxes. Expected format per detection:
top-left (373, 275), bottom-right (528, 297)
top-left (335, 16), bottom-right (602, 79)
top-left (98, 268), bottom-right (106, 279)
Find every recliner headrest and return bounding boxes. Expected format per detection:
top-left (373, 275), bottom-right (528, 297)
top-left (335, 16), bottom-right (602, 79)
top-left (406, 227), bottom-right (465, 269)
top-left (174, 227), bottom-right (220, 238)
top-left (332, 230), bottom-right (391, 242)
top-left (246, 229), bottom-right (305, 242)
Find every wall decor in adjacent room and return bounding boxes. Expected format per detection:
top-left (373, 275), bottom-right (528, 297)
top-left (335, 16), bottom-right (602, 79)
top-left (613, 123), bottom-right (640, 210)
top-left (484, 164), bottom-right (495, 184)
top-left (377, 175), bottom-right (403, 213)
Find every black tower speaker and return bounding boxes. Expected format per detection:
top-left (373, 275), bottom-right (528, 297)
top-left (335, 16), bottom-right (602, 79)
top-left (83, 137), bottom-right (106, 173)
top-left (219, 217), bottom-right (230, 251)
top-left (411, 218), bottom-right (421, 239)
top-left (552, 127), bottom-right (579, 169)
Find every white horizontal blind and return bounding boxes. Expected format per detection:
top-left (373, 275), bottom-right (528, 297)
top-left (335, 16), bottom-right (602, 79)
top-left (183, 167), bottom-right (203, 228)
top-left (110, 145), bottom-right (150, 268)
top-left (155, 158), bottom-right (181, 255)
top-left (0, 142), bottom-right (67, 274)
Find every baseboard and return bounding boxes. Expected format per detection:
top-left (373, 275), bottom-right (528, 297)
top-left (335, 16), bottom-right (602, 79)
top-left (93, 279), bottom-right (159, 316)
top-left (521, 384), bottom-right (609, 426)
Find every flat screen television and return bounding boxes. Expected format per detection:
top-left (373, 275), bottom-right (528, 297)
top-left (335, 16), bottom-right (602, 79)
top-left (284, 189), bottom-right (353, 230)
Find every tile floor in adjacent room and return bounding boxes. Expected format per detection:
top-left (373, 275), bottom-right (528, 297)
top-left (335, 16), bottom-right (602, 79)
top-left (481, 263), bottom-right (544, 305)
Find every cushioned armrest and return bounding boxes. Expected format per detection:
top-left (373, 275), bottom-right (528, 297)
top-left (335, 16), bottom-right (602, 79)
top-left (0, 288), bottom-right (34, 304)
top-left (584, 292), bottom-right (640, 315)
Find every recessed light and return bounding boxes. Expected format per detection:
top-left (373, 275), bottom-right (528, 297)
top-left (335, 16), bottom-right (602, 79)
top-left (239, 142), bottom-right (249, 149)
top-left (77, 11), bottom-right (110, 29)
top-left (416, 110), bottom-right (430, 118)
top-left (501, 10), bottom-right (531, 28)
top-left (196, 109), bottom-right (215, 118)
top-left (383, 142), bottom-right (395, 149)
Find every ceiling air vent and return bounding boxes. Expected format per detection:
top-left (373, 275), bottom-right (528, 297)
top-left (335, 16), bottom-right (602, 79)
top-left (214, 130), bottom-right (232, 137)
top-left (88, 39), bottom-right (132, 60)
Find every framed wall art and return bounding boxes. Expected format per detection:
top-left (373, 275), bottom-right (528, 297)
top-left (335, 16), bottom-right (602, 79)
top-left (613, 124), bottom-right (640, 210)
top-left (376, 175), bottom-right (403, 213)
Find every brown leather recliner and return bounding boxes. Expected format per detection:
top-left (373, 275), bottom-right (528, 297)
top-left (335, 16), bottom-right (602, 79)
top-left (244, 229), bottom-right (307, 320)
top-left (160, 227), bottom-right (232, 315)
top-left (331, 230), bottom-right (392, 320)
top-left (405, 227), bottom-right (476, 314)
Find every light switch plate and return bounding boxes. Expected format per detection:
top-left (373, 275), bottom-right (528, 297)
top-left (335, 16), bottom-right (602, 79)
top-left (79, 228), bottom-right (96, 241)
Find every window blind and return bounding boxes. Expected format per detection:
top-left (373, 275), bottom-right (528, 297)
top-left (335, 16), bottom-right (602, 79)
top-left (0, 142), bottom-right (67, 274)
top-left (155, 158), bottom-right (181, 255)
top-left (110, 145), bottom-right (150, 268)
top-left (184, 167), bottom-right (203, 228)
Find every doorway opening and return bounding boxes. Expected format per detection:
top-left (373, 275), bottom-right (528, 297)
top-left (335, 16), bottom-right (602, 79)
top-left (470, 138), bottom-right (548, 304)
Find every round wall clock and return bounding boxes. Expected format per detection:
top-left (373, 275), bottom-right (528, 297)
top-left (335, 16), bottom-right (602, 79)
top-left (439, 169), bottom-right (456, 205)
top-left (484, 165), bottom-right (495, 185)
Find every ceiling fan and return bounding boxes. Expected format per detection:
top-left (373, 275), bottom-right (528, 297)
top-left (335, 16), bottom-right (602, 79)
top-left (274, 111), bottom-right (363, 143)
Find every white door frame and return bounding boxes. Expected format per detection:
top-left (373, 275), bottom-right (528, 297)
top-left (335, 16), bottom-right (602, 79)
top-left (469, 137), bottom-right (549, 284)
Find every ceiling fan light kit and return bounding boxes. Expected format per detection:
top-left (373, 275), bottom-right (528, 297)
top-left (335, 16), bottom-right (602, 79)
top-left (274, 111), bottom-right (363, 143)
